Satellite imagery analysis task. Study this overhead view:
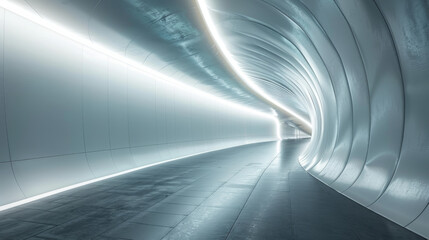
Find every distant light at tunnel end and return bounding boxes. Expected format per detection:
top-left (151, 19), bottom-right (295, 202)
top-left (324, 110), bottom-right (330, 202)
top-left (196, 0), bottom-right (312, 130)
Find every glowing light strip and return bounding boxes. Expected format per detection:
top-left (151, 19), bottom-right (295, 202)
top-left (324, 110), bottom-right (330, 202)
top-left (0, 148), bottom-right (239, 211)
top-left (0, 2), bottom-right (280, 211)
top-left (0, 0), bottom-right (274, 120)
top-left (196, 0), bottom-right (312, 129)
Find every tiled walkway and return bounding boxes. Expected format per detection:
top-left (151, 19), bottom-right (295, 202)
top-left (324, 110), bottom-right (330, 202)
top-left (0, 140), bottom-right (424, 239)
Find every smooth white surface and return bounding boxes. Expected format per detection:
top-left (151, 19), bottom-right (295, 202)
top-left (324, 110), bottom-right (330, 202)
top-left (0, 6), bottom-right (278, 210)
top-left (201, 0), bottom-right (429, 238)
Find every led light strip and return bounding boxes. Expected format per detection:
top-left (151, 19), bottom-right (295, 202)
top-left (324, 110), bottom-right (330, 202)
top-left (0, 0), bottom-right (274, 120)
top-left (0, 1), bottom-right (281, 210)
top-left (196, 0), bottom-right (312, 129)
top-left (0, 148), bottom-right (240, 211)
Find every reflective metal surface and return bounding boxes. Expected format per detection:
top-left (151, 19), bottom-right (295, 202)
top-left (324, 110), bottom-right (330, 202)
top-left (1, 0), bottom-right (429, 238)
top-left (201, 0), bottom-right (429, 237)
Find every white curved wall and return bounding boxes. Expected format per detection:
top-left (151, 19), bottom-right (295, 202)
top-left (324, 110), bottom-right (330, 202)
top-left (0, 9), bottom-right (278, 207)
top-left (298, 2), bottom-right (429, 238)
top-left (286, 1), bottom-right (429, 237)
top-left (201, 0), bottom-right (429, 238)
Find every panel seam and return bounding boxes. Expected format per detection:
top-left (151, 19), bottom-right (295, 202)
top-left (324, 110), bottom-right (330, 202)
top-left (2, 10), bottom-right (26, 198)
top-left (367, 0), bottom-right (407, 209)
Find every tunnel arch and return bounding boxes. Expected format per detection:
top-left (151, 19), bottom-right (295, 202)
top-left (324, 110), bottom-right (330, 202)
top-left (199, 0), bottom-right (429, 237)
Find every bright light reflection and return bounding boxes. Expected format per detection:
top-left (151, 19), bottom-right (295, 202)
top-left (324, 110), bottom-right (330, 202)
top-left (0, 1), bottom-right (281, 211)
top-left (0, 0), bottom-right (274, 120)
top-left (196, 0), bottom-right (312, 129)
top-left (0, 149), bottom-right (232, 212)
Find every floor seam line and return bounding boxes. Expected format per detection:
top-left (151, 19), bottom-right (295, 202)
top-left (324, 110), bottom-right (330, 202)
top-left (224, 150), bottom-right (281, 240)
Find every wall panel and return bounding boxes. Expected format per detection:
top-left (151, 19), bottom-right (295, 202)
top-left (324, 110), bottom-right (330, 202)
top-left (5, 12), bottom-right (85, 160)
top-left (86, 150), bottom-right (115, 178)
top-left (127, 67), bottom-right (158, 147)
top-left (108, 59), bottom-right (129, 149)
top-left (0, 8), bottom-right (9, 163)
top-left (0, 8), bottom-right (277, 208)
top-left (82, 48), bottom-right (110, 152)
top-left (0, 163), bottom-right (24, 205)
top-left (12, 154), bottom-right (92, 197)
top-left (110, 148), bottom-right (136, 172)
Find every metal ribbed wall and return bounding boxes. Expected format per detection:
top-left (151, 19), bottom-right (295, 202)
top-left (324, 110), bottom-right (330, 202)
top-left (203, 0), bottom-right (429, 238)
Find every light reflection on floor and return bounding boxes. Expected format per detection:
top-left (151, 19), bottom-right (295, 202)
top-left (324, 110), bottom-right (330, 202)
top-left (0, 140), bottom-right (424, 240)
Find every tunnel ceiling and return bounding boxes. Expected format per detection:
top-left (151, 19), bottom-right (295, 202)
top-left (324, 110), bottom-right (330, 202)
top-left (199, 0), bottom-right (313, 125)
top-left (7, 0), bottom-right (313, 131)
top-left (8, 0), bottom-right (303, 121)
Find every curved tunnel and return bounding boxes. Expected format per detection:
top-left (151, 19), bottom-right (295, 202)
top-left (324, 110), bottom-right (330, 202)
top-left (0, 0), bottom-right (428, 238)
top-left (199, 0), bottom-right (429, 237)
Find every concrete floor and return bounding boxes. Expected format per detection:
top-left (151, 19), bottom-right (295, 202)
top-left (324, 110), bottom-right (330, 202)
top-left (0, 140), bottom-right (424, 240)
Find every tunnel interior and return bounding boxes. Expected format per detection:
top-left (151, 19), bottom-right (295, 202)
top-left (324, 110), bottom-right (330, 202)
top-left (0, 0), bottom-right (428, 239)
